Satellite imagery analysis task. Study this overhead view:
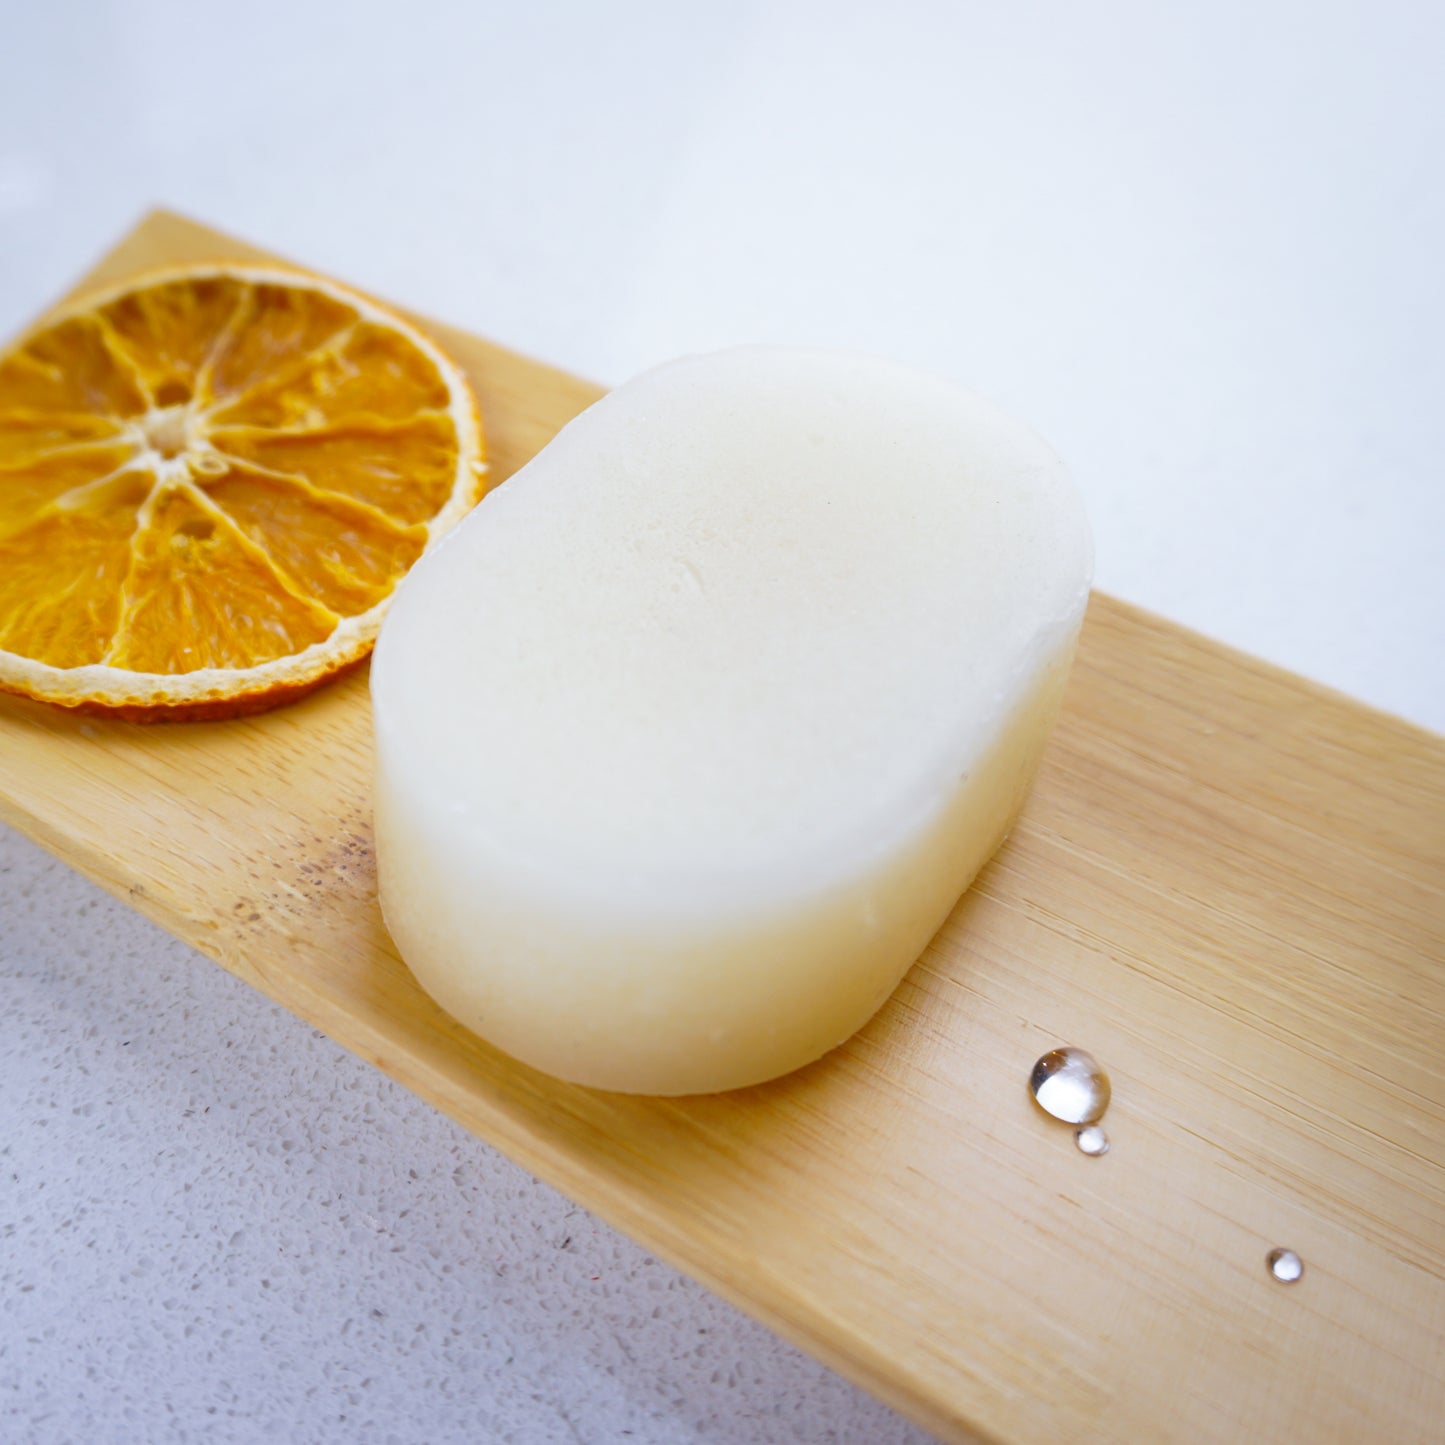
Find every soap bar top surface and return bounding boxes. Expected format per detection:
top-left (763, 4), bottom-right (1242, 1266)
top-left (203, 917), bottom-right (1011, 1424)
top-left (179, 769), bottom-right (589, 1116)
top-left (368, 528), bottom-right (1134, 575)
top-left (373, 347), bottom-right (1090, 909)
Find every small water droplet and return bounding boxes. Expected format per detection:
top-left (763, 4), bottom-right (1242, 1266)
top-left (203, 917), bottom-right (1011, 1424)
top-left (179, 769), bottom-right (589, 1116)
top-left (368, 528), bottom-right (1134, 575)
top-left (1075, 1125), bottom-right (1109, 1156)
top-left (1266, 1247), bottom-right (1303, 1283)
top-left (1029, 1047), bottom-right (1110, 1125)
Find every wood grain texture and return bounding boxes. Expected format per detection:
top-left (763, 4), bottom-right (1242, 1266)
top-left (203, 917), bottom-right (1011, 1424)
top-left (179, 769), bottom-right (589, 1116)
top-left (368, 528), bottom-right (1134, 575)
top-left (3, 211), bottom-right (1443, 1445)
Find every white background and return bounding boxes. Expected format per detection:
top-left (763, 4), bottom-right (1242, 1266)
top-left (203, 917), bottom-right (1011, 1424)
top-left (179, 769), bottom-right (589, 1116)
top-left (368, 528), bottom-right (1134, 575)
top-left (1, 2), bottom-right (1441, 1442)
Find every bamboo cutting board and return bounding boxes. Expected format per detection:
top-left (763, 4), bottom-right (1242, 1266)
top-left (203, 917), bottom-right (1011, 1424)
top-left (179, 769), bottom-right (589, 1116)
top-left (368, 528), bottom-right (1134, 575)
top-left (3, 211), bottom-right (1443, 1445)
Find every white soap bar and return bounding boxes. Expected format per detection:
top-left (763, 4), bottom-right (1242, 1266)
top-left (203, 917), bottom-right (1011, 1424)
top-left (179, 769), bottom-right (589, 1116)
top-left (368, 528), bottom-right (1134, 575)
top-left (372, 348), bottom-right (1091, 1094)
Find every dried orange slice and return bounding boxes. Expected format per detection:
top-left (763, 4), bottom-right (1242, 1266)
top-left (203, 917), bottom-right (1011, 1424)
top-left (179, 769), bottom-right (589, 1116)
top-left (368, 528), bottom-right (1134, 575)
top-left (0, 263), bottom-right (485, 720)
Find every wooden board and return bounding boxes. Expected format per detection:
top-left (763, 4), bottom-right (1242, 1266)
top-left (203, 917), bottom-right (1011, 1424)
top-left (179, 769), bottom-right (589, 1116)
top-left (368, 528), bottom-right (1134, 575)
top-left (3, 211), bottom-right (1443, 1445)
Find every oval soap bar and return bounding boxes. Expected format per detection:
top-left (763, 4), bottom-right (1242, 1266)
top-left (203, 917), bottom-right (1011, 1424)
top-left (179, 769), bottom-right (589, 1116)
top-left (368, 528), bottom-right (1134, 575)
top-left (372, 348), bottom-right (1091, 1094)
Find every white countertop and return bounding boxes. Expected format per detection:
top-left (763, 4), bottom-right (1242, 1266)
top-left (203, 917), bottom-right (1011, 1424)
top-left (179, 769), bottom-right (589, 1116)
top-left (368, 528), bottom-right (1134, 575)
top-left (2, 3), bottom-right (1441, 1442)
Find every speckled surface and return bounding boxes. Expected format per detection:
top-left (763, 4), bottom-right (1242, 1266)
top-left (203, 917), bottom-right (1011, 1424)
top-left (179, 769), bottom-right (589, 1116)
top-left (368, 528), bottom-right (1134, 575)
top-left (1, 826), bottom-right (932, 1444)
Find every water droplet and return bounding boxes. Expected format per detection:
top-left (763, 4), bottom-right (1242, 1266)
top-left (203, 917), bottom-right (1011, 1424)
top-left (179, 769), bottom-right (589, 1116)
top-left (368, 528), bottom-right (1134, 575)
top-left (1266, 1247), bottom-right (1303, 1283)
top-left (1075, 1125), bottom-right (1110, 1156)
top-left (1029, 1047), bottom-right (1110, 1125)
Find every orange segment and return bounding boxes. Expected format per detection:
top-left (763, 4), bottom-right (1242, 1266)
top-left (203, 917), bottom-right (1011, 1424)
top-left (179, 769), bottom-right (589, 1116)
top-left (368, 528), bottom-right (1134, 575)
top-left (0, 501), bottom-right (148, 667)
top-left (0, 262), bottom-right (485, 719)
top-left (0, 316), bottom-right (150, 416)
top-left (210, 414), bottom-right (462, 526)
top-left (97, 275), bottom-right (249, 408)
top-left (204, 467), bottom-right (427, 616)
top-left (207, 282), bottom-right (357, 404)
top-left (0, 411), bottom-right (125, 465)
top-left (106, 485), bottom-right (339, 674)
top-left (0, 445), bottom-right (144, 540)
top-left (210, 320), bottom-right (450, 428)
